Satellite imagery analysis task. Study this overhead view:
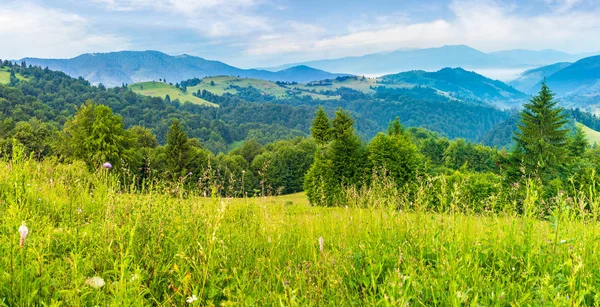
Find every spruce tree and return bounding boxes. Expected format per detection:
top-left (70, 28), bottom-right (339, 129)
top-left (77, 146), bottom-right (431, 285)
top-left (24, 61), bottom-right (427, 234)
top-left (387, 117), bottom-right (404, 136)
top-left (329, 108), bottom-right (363, 186)
top-left (569, 125), bottom-right (588, 158)
top-left (310, 106), bottom-right (331, 150)
top-left (513, 81), bottom-right (569, 176)
top-left (166, 120), bottom-right (194, 178)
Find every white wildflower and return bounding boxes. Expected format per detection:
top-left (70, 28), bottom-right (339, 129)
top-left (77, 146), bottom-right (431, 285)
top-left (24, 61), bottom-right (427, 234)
top-left (85, 276), bottom-right (106, 289)
top-left (186, 295), bottom-right (198, 303)
top-left (318, 236), bottom-right (324, 253)
top-left (18, 222), bottom-right (28, 248)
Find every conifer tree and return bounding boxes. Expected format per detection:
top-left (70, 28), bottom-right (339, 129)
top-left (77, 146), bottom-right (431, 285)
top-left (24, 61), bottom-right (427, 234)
top-left (310, 106), bottom-right (331, 151)
top-left (329, 108), bottom-right (363, 186)
top-left (166, 120), bottom-right (194, 178)
top-left (387, 117), bottom-right (404, 136)
top-left (569, 125), bottom-right (588, 158)
top-left (513, 81), bottom-right (569, 177)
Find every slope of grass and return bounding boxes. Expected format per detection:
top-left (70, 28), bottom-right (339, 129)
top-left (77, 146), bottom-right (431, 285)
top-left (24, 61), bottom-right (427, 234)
top-left (579, 122), bottom-right (600, 145)
top-left (0, 67), bottom-right (29, 84)
top-left (3, 156), bottom-right (600, 305)
top-left (187, 76), bottom-right (338, 100)
top-left (0, 68), bottom-right (10, 84)
top-left (129, 81), bottom-right (217, 107)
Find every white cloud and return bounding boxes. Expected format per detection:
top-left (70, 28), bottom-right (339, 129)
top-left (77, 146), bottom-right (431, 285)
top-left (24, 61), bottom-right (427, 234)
top-left (244, 0), bottom-right (600, 61)
top-left (0, 2), bottom-right (129, 59)
top-left (91, 0), bottom-right (269, 38)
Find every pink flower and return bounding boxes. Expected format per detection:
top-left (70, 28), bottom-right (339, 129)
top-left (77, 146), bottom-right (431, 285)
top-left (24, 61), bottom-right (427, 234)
top-left (102, 162), bottom-right (113, 169)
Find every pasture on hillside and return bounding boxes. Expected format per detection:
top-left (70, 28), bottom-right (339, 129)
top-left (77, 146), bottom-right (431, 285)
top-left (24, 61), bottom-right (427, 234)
top-left (579, 122), bottom-right (600, 145)
top-left (0, 68), bottom-right (29, 85)
top-left (128, 81), bottom-right (217, 107)
top-left (2, 153), bottom-right (600, 305)
top-left (186, 76), bottom-right (337, 100)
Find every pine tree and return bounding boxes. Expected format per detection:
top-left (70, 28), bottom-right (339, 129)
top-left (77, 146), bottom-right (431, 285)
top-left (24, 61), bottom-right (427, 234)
top-left (304, 107), bottom-right (362, 206)
top-left (329, 108), bottom-right (363, 186)
top-left (513, 81), bottom-right (569, 177)
top-left (569, 124), bottom-right (588, 158)
top-left (166, 120), bottom-right (194, 178)
top-left (310, 107), bottom-right (331, 150)
top-left (387, 117), bottom-right (404, 136)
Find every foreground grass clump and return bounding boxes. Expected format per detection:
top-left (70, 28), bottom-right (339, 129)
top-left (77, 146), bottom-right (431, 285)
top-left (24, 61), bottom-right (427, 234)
top-left (2, 157), bottom-right (600, 305)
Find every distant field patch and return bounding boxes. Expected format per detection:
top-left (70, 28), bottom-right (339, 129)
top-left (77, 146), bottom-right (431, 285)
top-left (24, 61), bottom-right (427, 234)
top-left (579, 122), bottom-right (600, 145)
top-left (0, 69), bottom-right (9, 84)
top-left (129, 81), bottom-right (217, 107)
top-left (188, 76), bottom-right (338, 100)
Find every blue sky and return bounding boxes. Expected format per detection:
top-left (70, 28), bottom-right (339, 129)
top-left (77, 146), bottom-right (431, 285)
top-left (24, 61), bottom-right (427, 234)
top-left (0, 0), bottom-right (599, 67)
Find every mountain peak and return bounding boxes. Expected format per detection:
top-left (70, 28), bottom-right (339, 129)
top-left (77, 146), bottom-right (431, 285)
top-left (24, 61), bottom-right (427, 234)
top-left (20, 51), bottom-right (347, 86)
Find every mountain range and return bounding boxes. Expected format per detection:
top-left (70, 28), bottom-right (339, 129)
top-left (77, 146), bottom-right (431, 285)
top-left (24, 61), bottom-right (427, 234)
top-left (20, 51), bottom-right (347, 87)
top-left (269, 45), bottom-right (595, 76)
top-left (381, 68), bottom-right (527, 105)
top-left (508, 56), bottom-right (600, 110)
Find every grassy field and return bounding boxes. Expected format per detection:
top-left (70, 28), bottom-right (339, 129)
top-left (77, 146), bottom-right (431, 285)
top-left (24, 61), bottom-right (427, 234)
top-left (187, 76), bottom-right (337, 100)
top-left (129, 82), bottom-right (217, 107)
top-left (3, 155), bottom-right (600, 305)
top-left (293, 76), bottom-right (413, 94)
top-left (579, 122), bottom-right (600, 145)
top-left (0, 67), bottom-right (29, 85)
top-left (0, 68), bottom-right (10, 84)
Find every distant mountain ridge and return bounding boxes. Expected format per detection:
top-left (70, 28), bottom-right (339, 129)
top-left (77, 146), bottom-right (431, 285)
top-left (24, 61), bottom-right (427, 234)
top-left (381, 67), bottom-right (527, 107)
top-left (543, 55), bottom-right (600, 96)
top-left (509, 62), bottom-right (572, 93)
top-left (21, 51), bottom-right (348, 87)
top-left (270, 45), bottom-right (595, 76)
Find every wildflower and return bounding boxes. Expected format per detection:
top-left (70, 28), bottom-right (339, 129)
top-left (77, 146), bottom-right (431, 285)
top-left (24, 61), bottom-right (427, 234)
top-left (186, 295), bottom-right (198, 303)
top-left (188, 171), bottom-right (193, 176)
top-left (318, 236), bottom-right (324, 253)
top-left (85, 276), bottom-right (106, 288)
top-left (102, 162), bottom-right (113, 169)
top-left (18, 222), bottom-right (28, 248)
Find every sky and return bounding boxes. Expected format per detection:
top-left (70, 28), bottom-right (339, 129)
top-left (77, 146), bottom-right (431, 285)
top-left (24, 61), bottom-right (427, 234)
top-left (0, 0), bottom-right (599, 68)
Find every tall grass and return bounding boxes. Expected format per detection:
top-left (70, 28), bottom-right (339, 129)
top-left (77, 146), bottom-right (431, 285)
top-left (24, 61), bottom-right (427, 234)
top-left (2, 153), bottom-right (600, 305)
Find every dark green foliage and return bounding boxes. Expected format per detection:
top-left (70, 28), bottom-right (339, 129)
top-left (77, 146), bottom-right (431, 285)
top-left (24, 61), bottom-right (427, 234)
top-left (310, 106), bottom-right (331, 147)
top-left (329, 108), bottom-right (364, 186)
top-left (305, 109), bottom-right (364, 206)
top-left (59, 100), bottom-right (136, 169)
top-left (381, 68), bottom-right (526, 103)
top-left (368, 128), bottom-right (421, 186)
top-left (514, 81), bottom-right (569, 176)
top-left (165, 120), bottom-right (195, 178)
top-left (443, 139), bottom-right (497, 172)
top-left (252, 138), bottom-right (316, 195)
top-left (569, 125), bottom-right (588, 158)
top-left (238, 138), bottom-right (263, 163)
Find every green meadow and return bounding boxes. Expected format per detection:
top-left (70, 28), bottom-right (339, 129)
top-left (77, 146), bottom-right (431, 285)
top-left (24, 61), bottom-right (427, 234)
top-left (187, 76), bottom-right (337, 100)
top-left (579, 122), bottom-right (600, 145)
top-left (0, 67), bottom-right (28, 85)
top-left (0, 68), bottom-right (10, 84)
top-left (3, 153), bottom-right (600, 306)
top-left (128, 82), bottom-right (217, 107)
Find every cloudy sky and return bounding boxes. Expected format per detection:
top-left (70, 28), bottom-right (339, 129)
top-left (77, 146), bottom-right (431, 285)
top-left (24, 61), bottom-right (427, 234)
top-left (0, 0), bottom-right (599, 67)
